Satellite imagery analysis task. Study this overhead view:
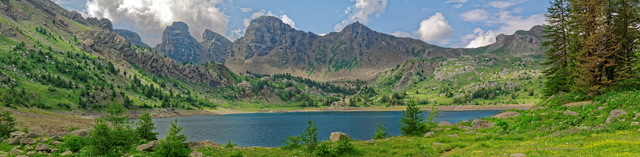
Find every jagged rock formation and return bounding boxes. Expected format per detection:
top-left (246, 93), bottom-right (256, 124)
top-left (78, 29), bottom-right (231, 87)
top-left (201, 29), bottom-right (232, 63)
top-left (486, 25), bottom-right (546, 56)
top-left (156, 22), bottom-right (203, 63)
top-left (114, 29), bottom-right (150, 48)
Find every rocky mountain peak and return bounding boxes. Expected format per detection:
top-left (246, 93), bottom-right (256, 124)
top-left (340, 21), bottom-right (374, 34)
top-left (114, 29), bottom-right (150, 48)
top-left (202, 29), bottom-right (227, 41)
top-left (156, 22), bottom-right (203, 63)
top-left (489, 25), bottom-right (546, 56)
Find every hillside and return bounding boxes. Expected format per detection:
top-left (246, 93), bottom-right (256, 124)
top-left (0, 0), bottom-right (355, 114)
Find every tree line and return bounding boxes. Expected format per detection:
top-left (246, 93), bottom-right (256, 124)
top-left (543, 0), bottom-right (640, 96)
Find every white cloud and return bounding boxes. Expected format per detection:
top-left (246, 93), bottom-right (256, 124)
top-left (391, 31), bottom-right (411, 38)
top-left (230, 10), bottom-right (296, 39)
top-left (460, 9), bottom-right (489, 22)
top-left (488, 0), bottom-right (525, 9)
top-left (416, 12), bottom-right (454, 45)
top-left (86, 0), bottom-right (229, 45)
top-left (334, 0), bottom-right (388, 32)
top-left (465, 28), bottom-right (496, 48)
top-left (280, 14), bottom-right (296, 28)
top-left (445, 0), bottom-right (469, 8)
top-left (240, 7), bottom-right (252, 13)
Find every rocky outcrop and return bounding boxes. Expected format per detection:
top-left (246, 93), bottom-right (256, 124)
top-left (472, 119), bottom-right (494, 129)
top-left (606, 109), bottom-right (627, 123)
top-left (187, 140), bottom-right (220, 150)
top-left (423, 131), bottom-right (435, 137)
top-left (492, 111), bottom-right (521, 119)
top-left (487, 25), bottom-right (545, 56)
top-left (136, 140), bottom-right (157, 151)
top-left (77, 30), bottom-right (232, 87)
top-left (114, 29), bottom-right (150, 48)
top-left (156, 22), bottom-right (203, 63)
top-left (438, 121), bottom-right (452, 127)
top-left (329, 132), bottom-right (350, 142)
top-left (200, 29), bottom-right (232, 63)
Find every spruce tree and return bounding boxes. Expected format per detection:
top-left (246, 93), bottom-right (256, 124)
top-left (0, 110), bottom-right (17, 137)
top-left (135, 112), bottom-right (158, 141)
top-left (155, 119), bottom-right (190, 157)
top-left (399, 100), bottom-right (425, 136)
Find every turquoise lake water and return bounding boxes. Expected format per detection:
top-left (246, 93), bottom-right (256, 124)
top-left (152, 110), bottom-right (501, 147)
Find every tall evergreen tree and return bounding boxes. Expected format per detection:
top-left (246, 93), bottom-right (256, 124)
top-left (543, 0), bottom-right (573, 96)
top-left (135, 112), bottom-right (158, 141)
top-left (399, 100), bottom-right (425, 136)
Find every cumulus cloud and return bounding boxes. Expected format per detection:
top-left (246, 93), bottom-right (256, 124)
top-left (445, 0), bottom-right (469, 8)
top-left (86, 0), bottom-right (229, 45)
top-left (459, 1), bottom-right (545, 48)
top-left (229, 9), bottom-right (296, 39)
top-left (460, 9), bottom-right (489, 22)
top-left (334, 0), bottom-right (388, 32)
top-left (488, 0), bottom-right (525, 9)
top-left (416, 12), bottom-right (454, 45)
top-left (465, 28), bottom-right (496, 48)
top-left (280, 14), bottom-right (296, 28)
top-left (391, 31), bottom-right (411, 38)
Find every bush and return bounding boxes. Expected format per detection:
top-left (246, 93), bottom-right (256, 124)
top-left (135, 112), bottom-right (158, 141)
top-left (283, 119), bottom-right (319, 151)
top-left (400, 100), bottom-right (426, 136)
top-left (155, 119), bottom-right (190, 157)
top-left (62, 135), bottom-right (89, 152)
top-left (333, 137), bottom-right (354, 154)
top-left (87, 104), bottom-right (137, 156)
top-left (0, 110), bottom-right (16, 138)
top-left (373, 124), bottom-right (390, 139)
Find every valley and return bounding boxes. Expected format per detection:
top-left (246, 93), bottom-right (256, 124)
top-left (0, 0), bottom-right (639, 156)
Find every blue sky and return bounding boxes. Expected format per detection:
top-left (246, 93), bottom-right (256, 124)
top-left (53, 0), bottom-right (549, 48)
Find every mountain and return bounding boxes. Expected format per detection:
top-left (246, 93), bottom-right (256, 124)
top-left (114, 29), bottom-right (150, 48)
top-left (226, 16), bottom-right (469, 82)
top-left (201, 29), bottom-right (232, 63)
top-left (155, 22), bottom-right (204, 63)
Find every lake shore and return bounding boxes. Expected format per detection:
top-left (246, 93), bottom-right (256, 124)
top-left (207, 103), bottom-right (535, 115)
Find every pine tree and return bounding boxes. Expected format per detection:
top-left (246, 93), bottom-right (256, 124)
top-left (543, 0), bottom-right (574, 96)
top-left (0, 110), bottom-right (17, 137)
top-left (135, 112), bottom-right (158, 141)
top-left (155, 119), bottom-right (190, 157)
top-left (399, 100), bottom-right (425, 136)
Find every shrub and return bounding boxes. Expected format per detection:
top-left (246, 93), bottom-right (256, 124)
top-left (155, 119), bottom-right (190, 157)
top-left (62, 135), bottom-right (89, 152)
top-left (0, 110), bottom-right (16, 138)
top-left (87, 104), bottom-right (137, 156)
top-left (373, 124), bottom-right (390, 139)
top-left (282, 136), bottom-right (302, 150)
top-left (333, 137), bottom-right (354, 154)
top-left (400, 100), bottom-right (426, 136)
top-left (283, 119), bottom-right (319, 151)
top-left (135, 112), bottom-right (158, 141)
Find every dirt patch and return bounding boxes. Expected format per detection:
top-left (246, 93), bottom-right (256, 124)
top-left (2, 108), bottom-right (95, 136)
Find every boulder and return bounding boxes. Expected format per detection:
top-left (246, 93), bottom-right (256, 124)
top-left (564, 110), bottom-right (579, 116)
top-left (35, 143), bottom-right (49, 151)
top-left (432, 143), bottom-right (445, 145)
top-left (189, 151), bottom-right (205, 157)
top-left (51, 141), bottom-right (63, 146)
top-left (60, 150), bottom-right (73, 156)
top-left (329, 132), bottom-right (350, 142)
top-left (51, 148), bottom-right (59, 153)
top-left (50, 135), bottom-right (61, 141)
top-left (631, 122), bottom-right (639, 126)
top-left (606, 109), bottom-right (627, 123)
top-left (69, 129), bottom-right (90, 137)
top-left (135, 141), bottom-right (157, 151)
top-left (17, 155), bottom-right (29, 157)
top-left (27, 151), bottom-right (35, 156)
top-left (511, 153), bottom-right (526, 157)
top-left (459, 126), bottom-right (473, 130)
top-left (20, 138), bottom-right (36, 145)
top-left (423, 131), bottom-right (435, 137)
top-left (10, 148), bottom-right (24, 155)
top-left (438, 121), bottom-right (452, 127)
top-left (26, 133), bottom-right (39, 138)
top-left (492, 111), bottom-right (521, 119)
top-left (447, 134), bottom-right (459, 137)
top-left (10, 131), bottom-right (26, 139)
top-left (7, 137), bottom-right (21, 145)
top-left (472, 119), bottom-right (494, 129)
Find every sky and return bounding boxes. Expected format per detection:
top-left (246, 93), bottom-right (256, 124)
top-left (52, 0), bottom-right (550, 48)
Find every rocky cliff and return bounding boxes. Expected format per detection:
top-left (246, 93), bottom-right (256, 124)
top-left (155, 22), bottom-right (204, 63)
top-left (201, 29), bottom-right (232, 63)
top-left (114, 29), bottom-right (150, 48)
